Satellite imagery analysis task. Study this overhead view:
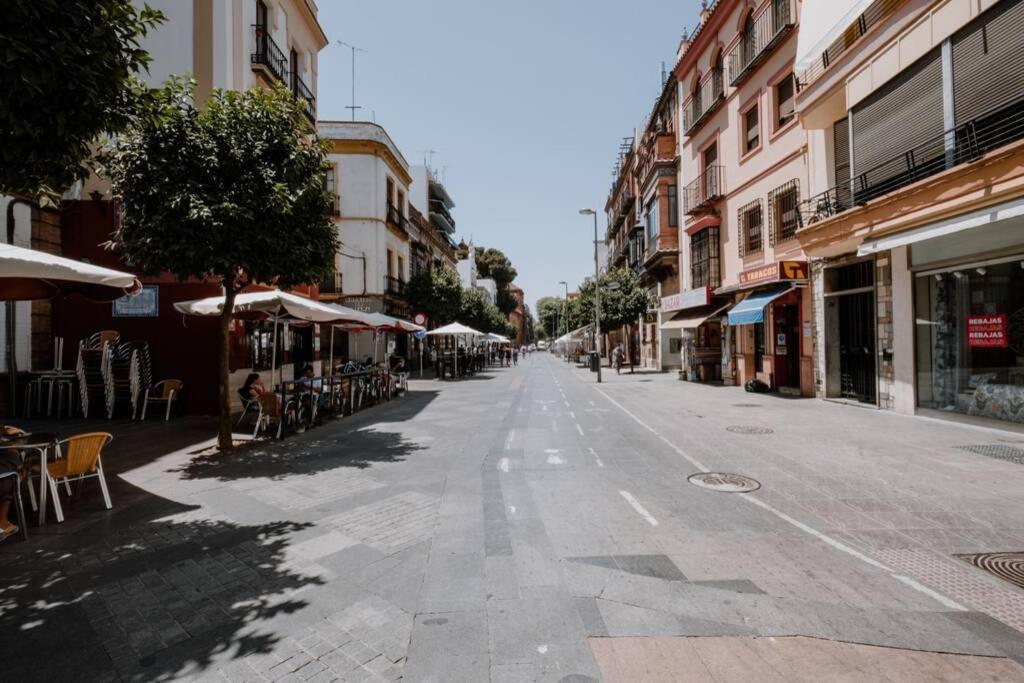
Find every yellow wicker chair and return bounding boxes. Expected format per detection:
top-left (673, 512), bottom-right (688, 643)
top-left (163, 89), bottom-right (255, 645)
top-left (142, 380), bottom-right (183, 421)
top-left (47, 432), bottom-right (113, 523)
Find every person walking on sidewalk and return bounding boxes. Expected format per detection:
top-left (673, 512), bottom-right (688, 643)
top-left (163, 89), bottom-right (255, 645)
top-left (513, 347), bottom-right (519, 366)
top-left (612, 343), bottom-right (624, 375)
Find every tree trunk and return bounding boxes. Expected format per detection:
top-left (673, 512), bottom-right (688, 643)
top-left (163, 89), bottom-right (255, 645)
top-left (217, 285), bottom-right (237, 450)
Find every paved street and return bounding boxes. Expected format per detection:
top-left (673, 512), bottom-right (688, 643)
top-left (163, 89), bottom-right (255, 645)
top-left (5, 353), bottom-right (1024, 681)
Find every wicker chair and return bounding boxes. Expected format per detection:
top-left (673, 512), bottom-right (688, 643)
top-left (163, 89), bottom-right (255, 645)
top-left (141, 380), bottom-right (183, 421)
top-left (45, 433), bottom-right (114, 523)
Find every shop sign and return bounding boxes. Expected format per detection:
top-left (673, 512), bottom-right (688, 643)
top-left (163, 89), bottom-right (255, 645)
top-left (661, 287), bottom-right (710, 312)
top-left (967, 315), bottom-right (1008, 348)
top-left (344, 296), bottom-right (378, 313)
top-left (739, 261), bottom-right (808, 287)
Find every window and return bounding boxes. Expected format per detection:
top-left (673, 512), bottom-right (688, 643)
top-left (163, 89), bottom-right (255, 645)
top-left (256, 0), bottom-right (268, 29)
top-left (387, 249), bottom-right (394, 277)
top-left (742, 12), bottom-right (756, 64)
top-left (768, 179), bottom-right (800, 244)
top-left (397, 256), bottom-right (405, 281)
top-left (324, 165), bottom-right (338, 214)
top-left (690, 227), bottom-right (720, 289)
top-left (289, 48), bottom-right (298, 92)
top-left (775, 73), bottom-right (795, 128)
top-left (386, 177), bottom-right (395, 210)
top-left (397, 189), bottom-right (405, 216)
top-left (738, 199), bottom-right (763, 256)
top-left (667, 185), bottom-right (678, 227)
top-left (645, 197), bottom-right (658, 243)
top-left (246, 321), bottom-right (280, 371)
top-left (743, 104), bottom-right (760, 153)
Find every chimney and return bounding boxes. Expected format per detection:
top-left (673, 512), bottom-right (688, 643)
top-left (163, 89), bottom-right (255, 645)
top-left (699, 0), bottom-right (711, 25)
top-left (676, 27), bottom-right (690, 61)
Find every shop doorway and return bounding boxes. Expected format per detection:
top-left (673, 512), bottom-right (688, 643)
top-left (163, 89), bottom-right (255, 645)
top-left (774, 303), bottom-right (800, 389)
top-left (825, 260), bottom-right (876, 404)
top-left (291, 325), bottom-right (314, 378)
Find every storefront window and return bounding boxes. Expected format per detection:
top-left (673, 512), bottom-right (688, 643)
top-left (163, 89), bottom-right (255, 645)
top-left (247, 321), bottom-right (282, 371)
top-left (915, 259), bottom-right (1024, 423)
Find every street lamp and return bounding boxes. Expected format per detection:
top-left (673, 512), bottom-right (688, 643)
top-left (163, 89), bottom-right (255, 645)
top-left (579, 208), bottom-right (602, 383)
top-left (559, 280), bottom-right (569, 362)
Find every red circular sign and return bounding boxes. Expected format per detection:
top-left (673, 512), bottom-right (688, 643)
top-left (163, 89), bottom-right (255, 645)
top-left (413, 312), bottom-right (428, 326)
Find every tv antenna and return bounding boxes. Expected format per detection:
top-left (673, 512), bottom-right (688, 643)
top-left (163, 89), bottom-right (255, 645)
top-left (336, 40), bottom-right (367, 121)
top-left (417, 149), bottom-right (438, 169)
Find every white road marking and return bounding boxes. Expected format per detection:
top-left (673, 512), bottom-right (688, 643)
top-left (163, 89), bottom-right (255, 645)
top-left (509, 505), bottom-right (517, 514)
top-left (504, 430), bottom-right (515, 450)
top-left (588, 447), bottom-right (605, 468)
top-left (564, 400), bottom-right (570, 408)
top-left (575, 423), bottom-right (584, 436)
top-left (537, 645), bottom-right (548, 654)
top-left (620, 490), bottom-right (659, 526)
top-left (569, 411), bottom-right (576, 419)
top-left (594, 385), bottom-right (966, 612)
top-left (588, 400), bottom-right (595, 407)
top-left (497, 457), bottom-right (510, 473)
top-left (545, 449), bottom-right (564, 465)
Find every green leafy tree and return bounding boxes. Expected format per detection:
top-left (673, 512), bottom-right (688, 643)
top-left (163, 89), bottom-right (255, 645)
top-left (570, 268), bottom-right (654, 334)
top-left (536, 296), bottom-right (566, 339)
top-left (474, 247), bottom-right (518, 315)
top-left (407, 267), bottom-right (463, 327)
top-left (0, 0), bottom-right (164, 201)
top-left (109, 81), bottom-right (336, 449)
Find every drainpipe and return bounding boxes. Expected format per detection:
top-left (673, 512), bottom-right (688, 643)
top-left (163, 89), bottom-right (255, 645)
top-left (5, 197), bottom-right (33, 417)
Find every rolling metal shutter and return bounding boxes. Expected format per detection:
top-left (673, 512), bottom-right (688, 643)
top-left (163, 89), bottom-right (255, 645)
top-left (952, 0), bottom-right (1024, 125)
top-left (833, 116), bottom-right (852, 211)
top-left (851, 46), bottom-right (943, 187)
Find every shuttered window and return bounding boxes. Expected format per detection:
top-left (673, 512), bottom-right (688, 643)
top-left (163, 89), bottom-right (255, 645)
top-left (952, 0), bottom-right (1024, 126)
top-left (744, 105), bottom-right (760, 153)
top-left (832, 117), bottom-right (852, 213)
top-left (738, 199), bottom-right (763, 256)
top-left (851, 46), bottom-right (943, 202)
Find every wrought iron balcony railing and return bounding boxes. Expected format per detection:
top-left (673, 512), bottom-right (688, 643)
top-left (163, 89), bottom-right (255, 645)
top-left (384, 275), bottom-right (407, 298)
top-left (683, 165), bottom-right (725, 215)
top-left (796, 0), bottom-right (902, 91)
top-left (251, 25), bottom-right (288, 84)
top-left (727, 0), bottom-right (794, 87)
top-left (291, 71), bottom-right (316, 123)
top-left (683, 69), bottom-right (724, 134)
top-left (318, 270), bottom-right (343, 295)
top-left (798, 93), bottom-right (1024, 228)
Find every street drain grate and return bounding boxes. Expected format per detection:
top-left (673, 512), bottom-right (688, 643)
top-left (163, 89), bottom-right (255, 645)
top-left (688, 472), bottom-right (761, 493)
top-left (957, 552), bottom-right (1024, 590)
top-left (726, 425), bottom-right (774, 435)
top-left (955, 444), bottom-right (1024, 465)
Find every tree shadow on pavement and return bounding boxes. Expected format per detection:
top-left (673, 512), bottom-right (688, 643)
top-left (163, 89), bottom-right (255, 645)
top-left (174, 427), bottom-right (426, 481)
top-left (0, 500), bottom-right (321, 682)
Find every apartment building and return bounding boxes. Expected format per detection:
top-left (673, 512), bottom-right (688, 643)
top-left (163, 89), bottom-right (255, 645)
top-left (320, 121), bottom-right (414, 361)
top-left (671, 0), bottom-right (814, 395)
top-left (134, 0), bottom-right (327, 119)
top-left (604, 136), bottom-right (642, 367)
top-left (796, 0), bottom-right (1024, 425)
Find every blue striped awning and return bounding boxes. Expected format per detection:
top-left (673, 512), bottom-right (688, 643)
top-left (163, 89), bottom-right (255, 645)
top-left (726, 285), bottom-right (795, 326)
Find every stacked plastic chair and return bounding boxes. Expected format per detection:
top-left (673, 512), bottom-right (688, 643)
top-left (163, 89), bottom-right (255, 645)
top-left (77, 331), bottom-right (120, 419)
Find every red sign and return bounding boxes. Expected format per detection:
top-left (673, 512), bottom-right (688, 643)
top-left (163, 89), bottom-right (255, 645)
top-left (739, 261), bottom-right (808, 287)
top-left (967, 315), bottom-right (1008, 348)
top-left (413, 312), bottom-right (428, 326)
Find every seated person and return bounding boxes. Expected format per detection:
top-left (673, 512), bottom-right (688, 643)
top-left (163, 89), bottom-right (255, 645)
top-left (0, 425), bottom-right (27, 541)
top-left (241, 373), bottom-right (266, 400)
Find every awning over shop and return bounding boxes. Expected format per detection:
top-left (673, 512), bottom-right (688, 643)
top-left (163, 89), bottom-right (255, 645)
top-left (795, 0), bottom-right (873, 73)
top-left (661, 304), bottom-right (731, 331)
top-left (727, 285), bottom-right (794, 326)
top-left (857, 196), bottom-right (1024, 256)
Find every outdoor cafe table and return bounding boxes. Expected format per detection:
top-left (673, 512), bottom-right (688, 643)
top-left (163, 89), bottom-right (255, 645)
top-left (0, 431), bottom-right (57, 526)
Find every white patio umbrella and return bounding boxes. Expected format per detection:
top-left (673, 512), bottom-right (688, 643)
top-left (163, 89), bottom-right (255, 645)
top-left (425, 322), bottom-right (483, 378)
top-left (174, 289), bottom-right (370, 390)
top-left (320, 307), bottom-right (420, 370)
top-left (0, 242), bottom-right (141, 301)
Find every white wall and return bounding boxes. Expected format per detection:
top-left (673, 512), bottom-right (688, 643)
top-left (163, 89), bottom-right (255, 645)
top-left (132, 0), bottom-right (194, 88)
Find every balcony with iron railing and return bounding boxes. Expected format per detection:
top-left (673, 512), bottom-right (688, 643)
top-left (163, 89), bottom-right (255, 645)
top-left (318, 270), bottom-right (343, 297)
top-left (291, 71), bottom-right (316, 124)
top-left (727, 0), bottom-right (794, 87)
top-left (683, 68), bottom-right (725, 135)
top-left (797, 93), bottom-right (1024, 229)
top-left (384, 275), bottom-right (407, 298)
top-left (429, 199), bottom-right (456, 233)
top-left (796, 0), bottom-right (902, 92)
top-left (251, 24), bottom-right (288, 84)
top-left (386, 203), bottom-right (410, 234)
top-left (683, 165), bottom-right (725, 215)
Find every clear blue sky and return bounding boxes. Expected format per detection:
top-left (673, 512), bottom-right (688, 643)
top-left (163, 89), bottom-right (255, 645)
top-left (317, 1), bottom-right (699, 312)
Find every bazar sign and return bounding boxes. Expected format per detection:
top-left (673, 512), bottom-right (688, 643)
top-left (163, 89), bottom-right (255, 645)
top-left (739, 261), bottom-right (808, 287)
top-left (661, 287), bottom-right (710, 312)
top-left (967, 315), bottom-right (1008, 348)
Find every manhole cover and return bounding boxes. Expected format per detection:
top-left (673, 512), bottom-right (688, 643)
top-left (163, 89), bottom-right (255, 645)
top-left (958, 552), bottom-right (1024, 590)
top-left (688, 472), bottom-right (761, 493)
top-left (726, 425), bottom-right (773, 435)
top-left (956, 444), bottom-right (1024, 465)
top-left (732, 403), bottom-right (760, 408)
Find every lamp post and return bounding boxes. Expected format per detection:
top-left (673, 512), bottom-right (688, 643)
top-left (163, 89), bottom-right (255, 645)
top-left (559, 280), bottom-right (569, 362)
top-left (579, 209), bottom-right (602, 383)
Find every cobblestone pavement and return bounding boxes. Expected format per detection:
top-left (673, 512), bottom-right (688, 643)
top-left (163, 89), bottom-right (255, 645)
top-left (3, 355), bottom-right (1024, 681)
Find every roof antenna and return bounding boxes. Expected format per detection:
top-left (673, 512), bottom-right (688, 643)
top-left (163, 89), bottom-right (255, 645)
top-left (336, 40), bottom-right (367, 121)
